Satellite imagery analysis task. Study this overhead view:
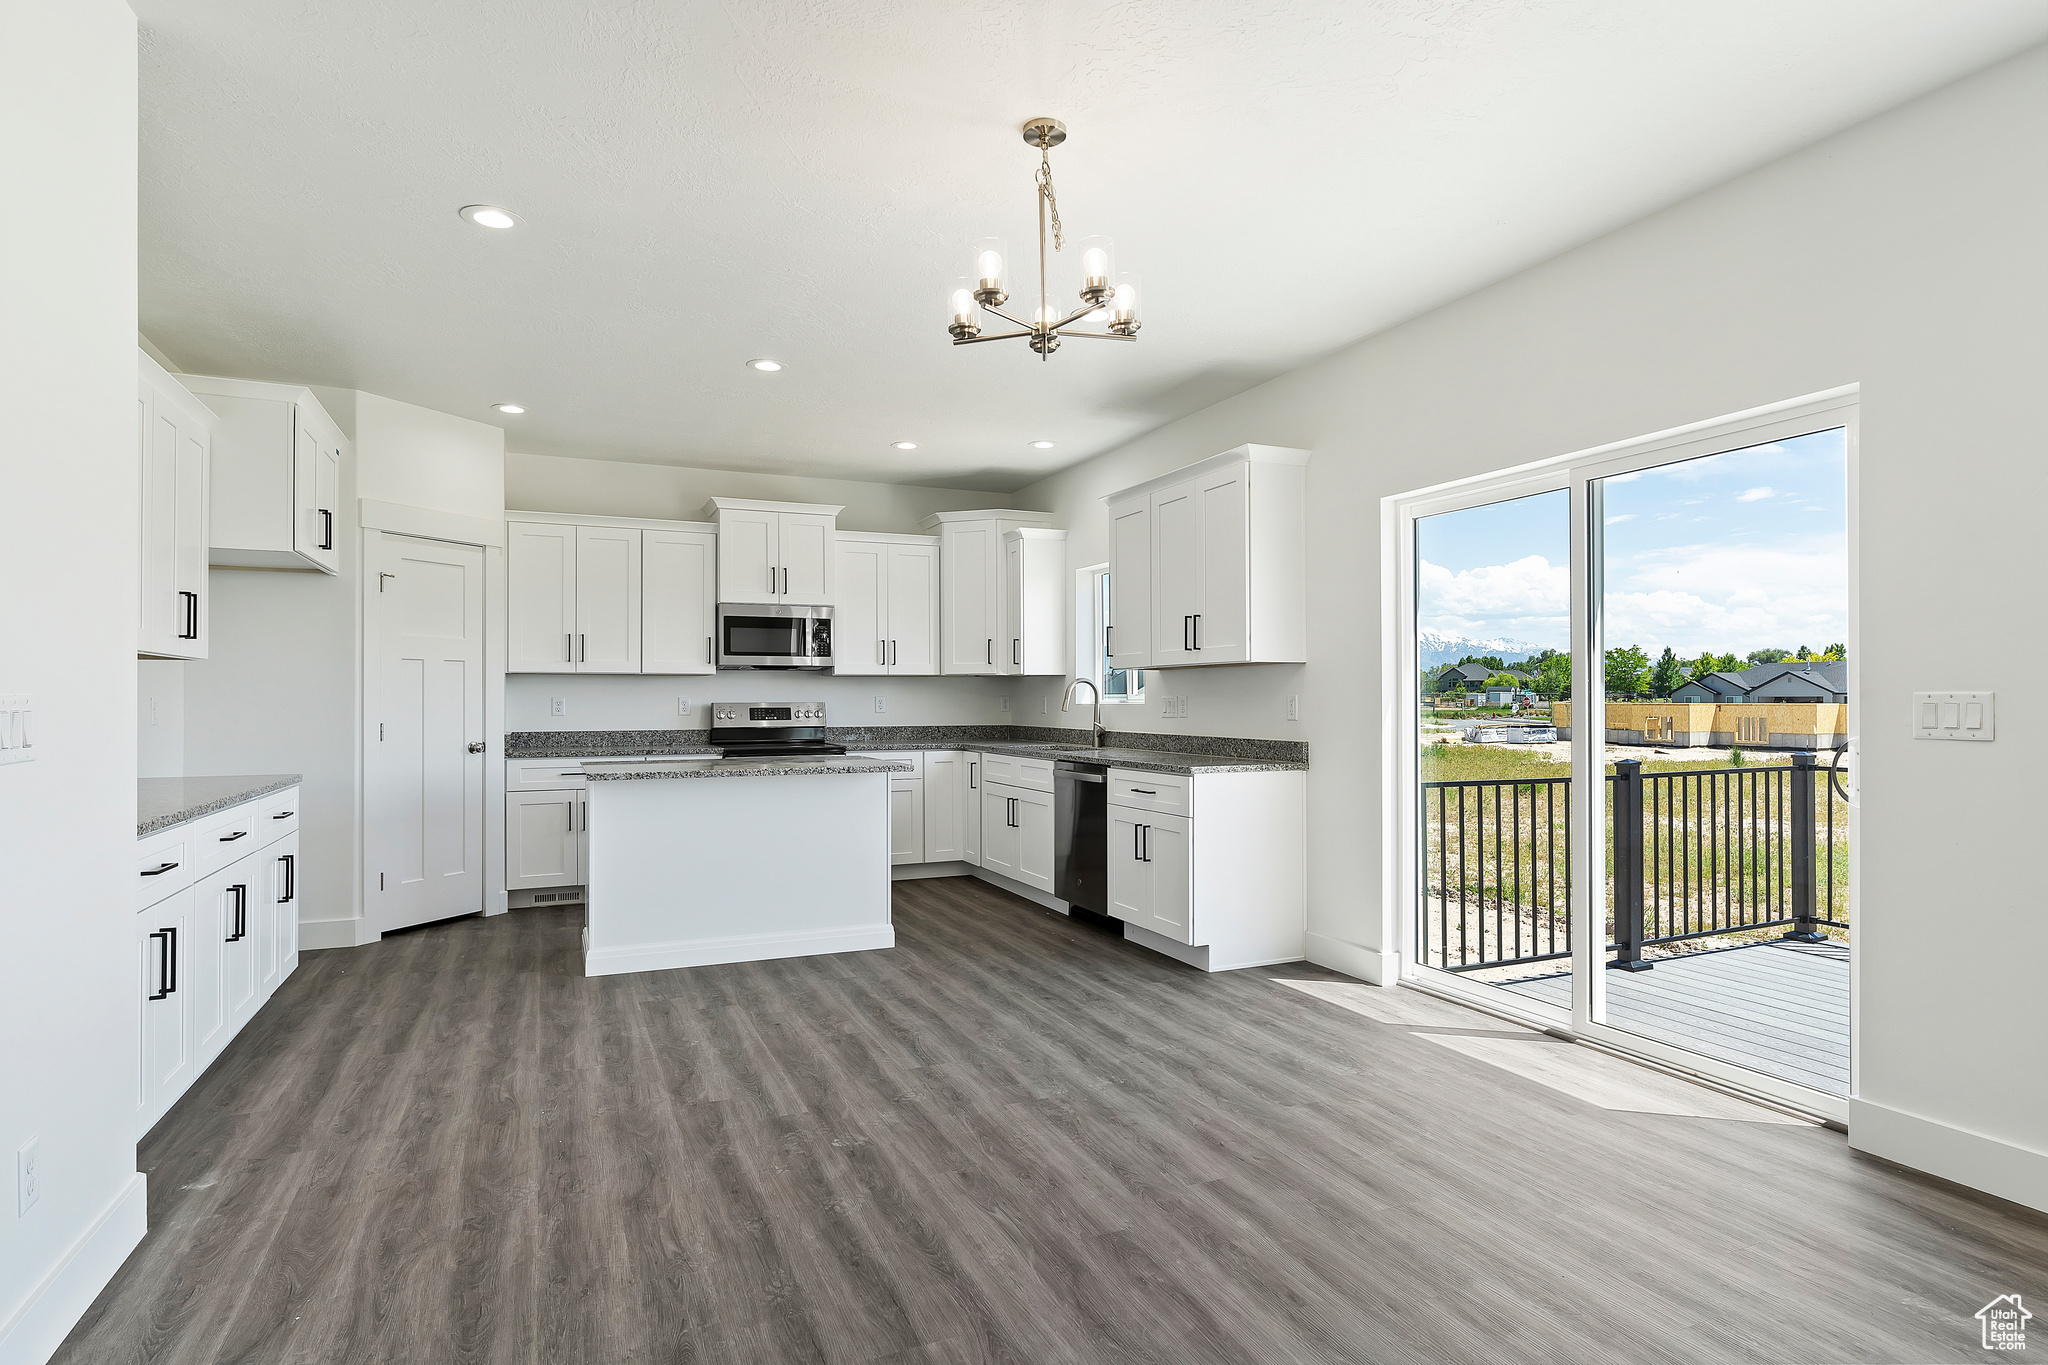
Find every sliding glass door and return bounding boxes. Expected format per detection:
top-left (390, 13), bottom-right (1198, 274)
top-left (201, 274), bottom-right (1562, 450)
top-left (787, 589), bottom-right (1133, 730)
top-left (1396, 391), bottom-right (1858, 1117)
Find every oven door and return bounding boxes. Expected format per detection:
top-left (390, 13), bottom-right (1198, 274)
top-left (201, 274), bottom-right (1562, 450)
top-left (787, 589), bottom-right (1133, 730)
top-left (717, 604), bottom-right (834, 669)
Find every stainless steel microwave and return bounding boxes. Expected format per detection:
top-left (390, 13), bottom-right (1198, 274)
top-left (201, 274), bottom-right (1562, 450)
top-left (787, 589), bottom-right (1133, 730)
top-left (716, 603), bottom-right (834, 670)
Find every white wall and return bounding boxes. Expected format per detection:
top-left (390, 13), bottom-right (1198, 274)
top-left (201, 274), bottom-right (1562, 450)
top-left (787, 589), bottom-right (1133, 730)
top-left (1010, 43), bottom-right (2048, 1208)
top-left (359, 391), bottom-right (504, 521)
top-left (506, 451), bottom-right (1011, 535)
top-left (136, 660), bottom-right (184, 779)
top-left (0, 3), bottom-right (150, 1359)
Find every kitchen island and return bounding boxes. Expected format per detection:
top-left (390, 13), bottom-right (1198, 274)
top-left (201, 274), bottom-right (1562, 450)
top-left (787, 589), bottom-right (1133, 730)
top-left (579, 753), bottom-right (913, 977)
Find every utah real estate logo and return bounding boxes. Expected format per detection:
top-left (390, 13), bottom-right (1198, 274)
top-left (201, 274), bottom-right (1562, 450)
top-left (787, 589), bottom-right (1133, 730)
top-left (1978, 1294), bottom-right (2030, 1351)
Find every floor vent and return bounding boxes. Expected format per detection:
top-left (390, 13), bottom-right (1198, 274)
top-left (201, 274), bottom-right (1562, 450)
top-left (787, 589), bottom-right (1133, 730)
top-left (532, 892), bottom-right (558, 903)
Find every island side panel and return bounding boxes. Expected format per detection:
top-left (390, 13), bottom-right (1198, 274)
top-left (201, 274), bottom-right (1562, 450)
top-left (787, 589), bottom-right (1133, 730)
top-left (583, 771), bottom-right (895, 976)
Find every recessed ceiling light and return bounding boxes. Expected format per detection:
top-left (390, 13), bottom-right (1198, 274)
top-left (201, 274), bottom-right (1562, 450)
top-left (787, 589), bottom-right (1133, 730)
top-left (746, 358), bottom-right (783, 372)
top-left (891, 441), bottom-right (918, 450)
top-left (493, 403), bottom-right (525, 415)
top-left (459, 204), bottom-right (519, 230)
top-left (1029, 440), bottom-right (1056, 449)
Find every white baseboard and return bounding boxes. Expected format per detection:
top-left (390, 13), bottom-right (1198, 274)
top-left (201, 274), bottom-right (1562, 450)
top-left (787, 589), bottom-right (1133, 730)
top-left (1124, 924), bottom-right (1210, 970)
top-left (297, 916), bottom-right (369, 951)
top-left (1850, 1098), bottom-right (2048, 1213)
top-left (0, 1172), bottom-right (146, 1365)
top-left (891, 861), bottom-right (974, 881)
top-left (966, 867), bottom-right (1069, 914)
top-left (1306, 932), bottom-right (1397, 985)
top-left (583, 923), bottom-right (895, 977)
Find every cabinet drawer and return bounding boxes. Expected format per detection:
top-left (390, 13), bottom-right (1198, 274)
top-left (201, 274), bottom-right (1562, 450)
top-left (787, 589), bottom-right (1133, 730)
top-left (256, 788), bottom-right (300, 844)
top-left (190, 803), bottom-right (263, 878)
top-left (1108, 769), bottom-right (1191, 816)
top-left (507, 758), bottom-right (588, 791)
top-left (849, 750), bottom-right (920, 777)
top-left (980, 753), bottom-right (1054, 793)
top-left (136, 839), bottom-right (191, 908)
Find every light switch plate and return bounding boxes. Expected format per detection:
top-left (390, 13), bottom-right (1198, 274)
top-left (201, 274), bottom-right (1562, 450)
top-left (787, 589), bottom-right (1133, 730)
top-left (0, 695), bottom-right (31, 766)
top-left (1912, 690), bottom-right (1994, 741)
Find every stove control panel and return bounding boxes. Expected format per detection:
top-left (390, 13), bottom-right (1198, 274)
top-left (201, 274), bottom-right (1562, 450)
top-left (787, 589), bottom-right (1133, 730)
top-left (711, 702), bottom-right (827, 727)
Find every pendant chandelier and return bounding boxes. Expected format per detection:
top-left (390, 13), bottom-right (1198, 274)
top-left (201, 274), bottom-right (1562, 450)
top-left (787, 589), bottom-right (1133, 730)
top-left (947, 118), bottom-right (1142, 361)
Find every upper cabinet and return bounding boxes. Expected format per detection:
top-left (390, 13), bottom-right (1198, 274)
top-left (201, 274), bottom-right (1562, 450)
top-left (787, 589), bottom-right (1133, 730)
top-left (177, 374), bottom-right (345, 575)
top-left (919, 510), bottom-right (1062, 676)
top-left (508, 514), bottom-right (714, 675)
top-left (139, 354), bottom-right (215, 660)
top-left (834, 533), bottom-right (939, 676)
top-left (1105, 445), bottom-right (1309, 669)
top-left (704, 498), bottom-right (841, 606)
top-left (1004, 528), bottom-right (1067, 675)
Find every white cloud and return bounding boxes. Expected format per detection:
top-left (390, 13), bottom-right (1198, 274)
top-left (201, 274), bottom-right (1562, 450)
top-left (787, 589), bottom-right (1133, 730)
top-left (1602, 536), bottom-right (1846, 654)
top-left (1418, 555), bottom-right (1569, 644)
top-left (1736, 486), bottom-right (1775, 502)
top-left (1605, 514), bottom-right (1636, 525)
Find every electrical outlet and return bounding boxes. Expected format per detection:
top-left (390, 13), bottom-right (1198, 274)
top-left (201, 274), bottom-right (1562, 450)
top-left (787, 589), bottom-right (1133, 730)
top-left (18, 1137), bottom-right (38, 1216)
top-left (1041, 696), bottom-right (1048, 714)
top-left (676, 696), bottom-right (691, 717)
top-left (1287, 694), bottom-right (1300, 721)
top-left (873, 696), bottom-right (886, 714)
top-left (1000, 697), bottom-right (1010, 712)
top-left (549, 696), bottom-right (566, 718)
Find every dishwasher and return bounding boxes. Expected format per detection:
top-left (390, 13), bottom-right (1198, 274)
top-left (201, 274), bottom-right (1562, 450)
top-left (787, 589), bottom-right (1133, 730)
top-left (1054, 759), bottom-right (1112, 919)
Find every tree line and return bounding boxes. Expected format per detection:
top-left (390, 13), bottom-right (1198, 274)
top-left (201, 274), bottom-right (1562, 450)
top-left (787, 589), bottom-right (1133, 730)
top-left (1433, 644), bottom-right (1846, 700)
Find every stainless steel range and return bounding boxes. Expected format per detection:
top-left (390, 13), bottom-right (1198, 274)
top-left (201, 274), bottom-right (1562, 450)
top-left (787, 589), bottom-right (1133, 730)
top-left (707, 702), bottom-right (847, 759)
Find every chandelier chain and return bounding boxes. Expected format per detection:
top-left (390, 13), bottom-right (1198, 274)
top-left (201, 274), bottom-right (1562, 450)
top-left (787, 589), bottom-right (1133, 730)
top-left (1036, 146), bottom-right (1064, 253)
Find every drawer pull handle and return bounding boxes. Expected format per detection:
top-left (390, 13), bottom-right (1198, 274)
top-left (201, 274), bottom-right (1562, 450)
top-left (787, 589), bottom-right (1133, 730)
top-left (1129, 788), bottom-right (1157, 795)
top-left (219, 830), bottom-right (248, 842)
top-left (141, 861), bottom-right (180, 877)
top-left (273, 811), bottom-right (294, 819)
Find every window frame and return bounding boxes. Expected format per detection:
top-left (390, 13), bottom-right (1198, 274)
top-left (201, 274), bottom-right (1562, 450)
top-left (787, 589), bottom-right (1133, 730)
top-left (1077, 564), bottom-right (1144, 704)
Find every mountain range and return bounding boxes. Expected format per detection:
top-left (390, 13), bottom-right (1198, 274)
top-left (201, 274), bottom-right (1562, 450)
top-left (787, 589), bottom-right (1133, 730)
top-left (1417, 629), bottom-right (1546, 669)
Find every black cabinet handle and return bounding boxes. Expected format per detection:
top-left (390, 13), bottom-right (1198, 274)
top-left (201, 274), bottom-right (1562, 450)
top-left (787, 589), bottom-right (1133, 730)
top-left (141, 861), bottom-right (179, 877)
top-left (1134, 823), bottom-right (1143, 860)
top-left (168, 926), bottom-right (177, 993)
top-left (179, 590), bottom-right (199, 640)
top-left (1183, 615), bottom-right (1191, 651)
top-left (219, 830), bottom-right (247, 843)
top-left (227, 884), bottom-right (248, 942)
top-left (782, 567), bottom-right (789, 595)
top-left (969, 761), bottom-right (976, 789)
top-left (1013, 638), bottom-right (1020, 667)
top-left (279, 853), bottom-right (295, 903)
top-left (1130, 787), bottom-right (1157, 795)
top-left (149, 929), bottom-right (173, 1000)
top-left (986, 638), bottom-right (993, 666)
top-left (319, 508), bottom-right (334, 551)
top-left (1193, 614), bottom-right (1201, 650)
top-left (272, 810), bottom-right (293, 819)
top-left (1105, 624), bottom-right (1112, 657)
top-left (707, 636), bottom-right (714, 665)
top-left (1141, 824), bottom-right (1150, 862)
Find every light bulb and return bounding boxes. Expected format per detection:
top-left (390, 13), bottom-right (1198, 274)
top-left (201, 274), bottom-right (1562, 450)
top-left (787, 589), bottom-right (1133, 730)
top-left (891, 441), bottom-right (918, 450)
top-left (746, 358), bottom-right (782, 372)
top-left (493, 403), bottom-right (525, 414)
top-left (977, 250), bottom-right (1003, 282)
top-left (951, 288), bottom-right (974, 319)
top-left (1083, 248), bottom-right (1107, 277)
top-left (459, 204), bottom-right (519, 230)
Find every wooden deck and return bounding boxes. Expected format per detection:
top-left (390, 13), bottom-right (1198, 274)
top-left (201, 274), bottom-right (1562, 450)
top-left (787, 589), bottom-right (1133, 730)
top-left (1498, 939), bottom-right (1850, 1095)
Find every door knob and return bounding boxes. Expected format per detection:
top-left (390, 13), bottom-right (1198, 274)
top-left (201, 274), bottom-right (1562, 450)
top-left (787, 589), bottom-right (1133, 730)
top-left (467, 741), bottom-right (486, 754)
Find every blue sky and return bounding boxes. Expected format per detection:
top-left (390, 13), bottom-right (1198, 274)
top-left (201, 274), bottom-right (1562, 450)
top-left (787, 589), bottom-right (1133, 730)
top-left (1417, 428), bottom-right (1847, 656)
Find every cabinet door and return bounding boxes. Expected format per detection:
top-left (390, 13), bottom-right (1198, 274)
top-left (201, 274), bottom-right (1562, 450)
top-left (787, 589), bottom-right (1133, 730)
top-left (834, 538), bottom-right (887, 675)
top-left (507, 521), bottom-right (578, 672)
top-left (963, 756), bottom-right (982, 866)
top-left (506, 790), bottom-right (582, 889)
top-left (885, 542), bottom-right (938, 674)
top-left (292, 411), bottom-right (341, 573)
top-left (139, 384), bottom-right (181, 657)
top-left (173, 405), bottom-right (210, 658)
top-left (574, 525), bottom-right (642, 672)
top-left (1151, 478), bottom-right (1199, 666)
top-left (221, 864), bottom-right (260, 1034)
top-left (778, 513), bottom-right (836, 604)
top-left (1108, 809), bottom-right (1150, 923)
top-left (980, 785), bottom-right (1020, 878)
top-left (922, 752), bottom-right (961, 861)
top-left (718, 509), bottom-right (780, 604)
top-left (1142, 813), bottom-right (1193, 943)
top-left (889, 778), bottom-right (925, 865)
top-left (263, 833), bottom-right (300, 997)
top-left (939, 521), bottom-right (998, 674)
top-left (190, 868), bottom-right (234, 1068)
top-left (642, 529), bottom-right (717, 674)
top-left (1194, 464), bottom-right (1248, 663)
top-left (1001, 536), bottom-right (1023, 676)
top-left (138, 891), bottom-right (194, 1133)
top-left (1108, 496), bottom-right (1152, 670)
top-left (1013, 787), bottom-right (1056, 893)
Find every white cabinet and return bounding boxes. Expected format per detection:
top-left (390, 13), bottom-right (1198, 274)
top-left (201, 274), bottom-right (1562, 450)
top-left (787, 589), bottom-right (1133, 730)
top-left (505, 787), bottom-right (585, 890)
top-left (190, 863), bottom-right (256, 1070)
top-left (706, 499), bottom-right (842, 606)
top-left (1003, 528), bottom-right (1067, 675)
top-left (179, 374), bottom-right (345, 575)
top-left (137, 889), bottom-right (194, 1132)
top-left (1106, 444), bottom-right (1309, 669)
top-left (139, 354), bottom-right (214, 659)
top-left (1107, 495), bottom-right (1152, 670)
top-left (963, 754), bottom-right (982, 866)
top-left (507, 520), bottom-right (579, 672)
top-left (263, 832), bottom-right (299, 998)
top-left (889, 777), bottom-right (924, 865)
top-left (834, 533), bottom-right (939, 675)
top-left (642, 528), bottom-right (717, 674)
top-left (919, 510), bottom-right (1061, 676)
top-left (1108, 808), bottom-right (1192, 942)
top-left (980, 782), bottom-right (1054, 892)
top-left (922, 751), bottom-right (970, 863)
top-left (574, 524), bottom-right (641, 673)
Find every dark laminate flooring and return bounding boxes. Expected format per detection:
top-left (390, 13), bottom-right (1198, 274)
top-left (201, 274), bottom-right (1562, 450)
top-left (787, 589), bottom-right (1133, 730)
top-left (54, 878), bottom-right (2048, 1364)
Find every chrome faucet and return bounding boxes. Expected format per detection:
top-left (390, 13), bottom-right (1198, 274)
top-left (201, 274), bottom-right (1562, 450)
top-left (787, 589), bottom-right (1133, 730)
top-left (1061, 677), bottom-right (1107, 748)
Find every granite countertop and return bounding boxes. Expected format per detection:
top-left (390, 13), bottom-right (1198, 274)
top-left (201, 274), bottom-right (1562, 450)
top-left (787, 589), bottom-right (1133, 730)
top-left (139, 774), bottom-right (301, 838)
top-left (842, 739), bottom-right (1306, 776)
top-left (581, 755), bottom-right (914, 781)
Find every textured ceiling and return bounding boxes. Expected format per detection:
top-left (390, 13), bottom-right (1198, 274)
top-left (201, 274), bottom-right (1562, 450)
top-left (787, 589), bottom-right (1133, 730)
top-left (136, 1), bottom-right (2048, 492)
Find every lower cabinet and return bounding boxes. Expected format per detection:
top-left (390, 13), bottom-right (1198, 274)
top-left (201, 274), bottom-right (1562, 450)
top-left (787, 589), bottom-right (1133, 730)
top-left (889, 777), bottom-right (924, 864)
top-left (921, 751), bottom-right (970, 863)
top-left (980, 782), bottom-right (1054, 893)
top-left (1108, 807), bottom-right (1192, 942)
top-left (506, 787), bottom-right (586, 889)
top-left (137, 891), bottom-right (195, 1131)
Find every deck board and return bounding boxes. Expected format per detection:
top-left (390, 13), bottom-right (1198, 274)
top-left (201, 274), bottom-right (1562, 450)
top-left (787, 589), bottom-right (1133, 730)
top-left (1499, 941), bottom-right (1850, 1094)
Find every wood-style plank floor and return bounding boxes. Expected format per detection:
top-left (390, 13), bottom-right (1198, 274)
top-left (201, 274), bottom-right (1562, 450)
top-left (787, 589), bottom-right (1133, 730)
top-left (54, 878), bottom-right (2048, 1364)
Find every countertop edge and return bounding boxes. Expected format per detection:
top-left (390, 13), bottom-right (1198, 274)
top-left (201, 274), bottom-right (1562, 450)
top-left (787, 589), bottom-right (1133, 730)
top-left (139, 774), bottom-right (303, 838)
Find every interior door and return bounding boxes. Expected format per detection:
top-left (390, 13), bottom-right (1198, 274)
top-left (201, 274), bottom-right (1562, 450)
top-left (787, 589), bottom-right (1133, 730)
top-left (941, 522), bottom-right (997, 674)
top-left (366, 533), bottom-right (487, 935)
top-left (834, 538), bottom-right (887, 675)
top-left (507, 521), bottom-right (576, 672)
top-left (779, 513), bottom-right (835, 604)
top-left (886, 542), bottom-right (938, 674)
top-left (642, 529), bottom-right (717, 674)
top-left (1195, 464), bottom-right (1248, 661)
top-left (718, 509), bottom-right (780, 604)
top-left (1108, 496), bottom-right (1152, 669)
top-left (574, 525), bottom-right (641, 672)
top-left (1151, 479), bottom-right (1199, 666)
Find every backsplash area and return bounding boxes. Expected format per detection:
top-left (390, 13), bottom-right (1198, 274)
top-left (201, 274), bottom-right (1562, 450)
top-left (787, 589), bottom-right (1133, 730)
top-left (505, 673), bottom-right (1010, 731)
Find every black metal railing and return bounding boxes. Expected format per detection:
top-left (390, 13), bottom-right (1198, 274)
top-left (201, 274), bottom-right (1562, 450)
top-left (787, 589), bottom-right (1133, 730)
top-left (1418, 752), bottom-right (1849, 974)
